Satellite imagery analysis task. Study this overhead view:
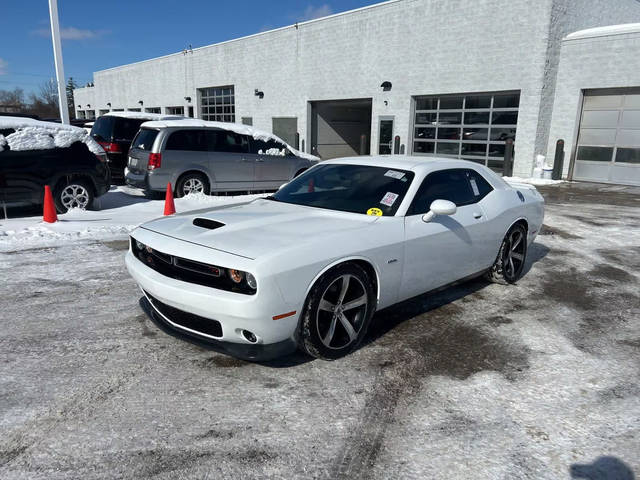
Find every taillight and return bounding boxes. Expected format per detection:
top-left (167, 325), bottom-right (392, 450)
top-left (148, 153), bottom-right (162, 170)
top-left (98, 141), bottom-right (121, 153)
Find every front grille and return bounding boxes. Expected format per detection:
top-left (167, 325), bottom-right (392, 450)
top-left (131, 238), bottom-right (255, 295)
top-left (146, 291), bottom-right (223, 338)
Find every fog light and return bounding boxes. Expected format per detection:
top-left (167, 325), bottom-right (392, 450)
top-left (229, 269), bottom-right (244, 283)
top-left (246, 272), bottom-right (257, 290)
top-left (242, 330), bottom-right (257, 343)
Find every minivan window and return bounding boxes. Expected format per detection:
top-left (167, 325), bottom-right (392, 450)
top-left (251, 138), bottom-right (289, 155)
top-left (131, 129), bottom-right (159, 151)
top-left (213, 131), bottom-right (249, 153)
top-left (165, 130), bottom-right (209, 151)
top-left (91, 116), bottom-right (115, 142)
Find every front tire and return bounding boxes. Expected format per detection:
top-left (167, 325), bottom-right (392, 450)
top-left (175, 173), bottom-right (209, 198)
top-left (486, 223), bottom-right (527, 284)
top-left (54, 179), bottom-right (94, 213)
top-left (299, 263), bottom-right (376, 360)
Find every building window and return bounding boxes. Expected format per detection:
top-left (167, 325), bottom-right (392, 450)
top-left (145, 107), bottom-right (161, 114)
top-left (86, 110), bottom-right (96, 120)
top-left (200, 86), bottom-right (235, 122)
top-left (128, 108), bottom-right (141, 112)
top-left (77, 110), bottom-right (86, 119)
top-left (99, 109), bottom-right (109, 116)
top-left (167, 106), bottom-right (184, 115)
top-left (412, 92), bottom-right (519, 171)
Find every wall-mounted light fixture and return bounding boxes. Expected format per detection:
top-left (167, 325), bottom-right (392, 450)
top-left (78, 105), bottom-right (82, 109)
top-left (381, 81), bottom-right (392, 92)
top-left (184, 96), bottom-right (192, 103)
top-left (86, 104), bottom-right (91, 108)
top-left (138, 100), bottom-right (143, 106)
top-left (107, 102), bottom-right (111, 107)
top-left (254, 89), bottom-right (264, 99)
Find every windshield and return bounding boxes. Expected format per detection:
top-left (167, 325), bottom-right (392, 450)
top-left (132, 128), bottom-right (159, 151)
top-left (271, 164), bottom-right (414, 216)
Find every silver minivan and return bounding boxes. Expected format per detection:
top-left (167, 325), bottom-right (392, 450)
top-left (125, 122), bottom-right (318, 197)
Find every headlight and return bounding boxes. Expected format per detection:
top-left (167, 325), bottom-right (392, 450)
top-left (135, 239), bottom-right (144, 251)
top-left (245, 272), bottom-right (257, 290)
top-left (229, 269), bottom-right (244, 284)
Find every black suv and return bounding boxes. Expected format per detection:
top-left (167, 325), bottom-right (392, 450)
top-left (0, 117), bottom-right (110, 213)
top-left (91, 113), bottom-right (182, 183)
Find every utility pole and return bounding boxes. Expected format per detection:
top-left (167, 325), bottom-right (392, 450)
top-left (48, 0), bottom-right (69, 124)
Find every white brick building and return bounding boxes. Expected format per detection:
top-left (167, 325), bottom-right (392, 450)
top-left (74, 0), bottom-right (640, 184)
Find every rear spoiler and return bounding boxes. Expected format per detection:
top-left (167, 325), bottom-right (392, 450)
top-left (503, 179), bottom-right (539, 191)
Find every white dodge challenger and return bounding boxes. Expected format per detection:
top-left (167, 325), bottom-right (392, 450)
top-left (126, 156), bottom-right (544, 360)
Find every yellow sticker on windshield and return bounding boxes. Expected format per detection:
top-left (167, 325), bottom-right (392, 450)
top-left (367, 207), bottom-right (383, 216)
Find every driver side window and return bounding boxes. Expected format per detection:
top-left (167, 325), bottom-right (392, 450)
top-left (408, 169), bottom-right (476, 215)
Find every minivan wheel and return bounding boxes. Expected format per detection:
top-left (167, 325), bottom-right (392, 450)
top-left (54, 179), bottom-right (94, 213)
top-left (176, 173), bottom-right (209, 198)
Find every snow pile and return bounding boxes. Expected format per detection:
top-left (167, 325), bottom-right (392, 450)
top-left (141, 118), bottom-right (319, 161)
top-left (503, 176), bottom-right (565, 186)
top-left (0, 116), bottom-right (105, 155)
top-left (0, 186), bottom-right (265, 252)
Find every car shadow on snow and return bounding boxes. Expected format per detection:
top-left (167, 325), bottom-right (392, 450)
top-left (93, 187), bottom-right (153, 210)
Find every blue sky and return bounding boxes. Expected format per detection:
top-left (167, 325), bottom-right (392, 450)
top-left (0, 0), bottom-right (378, 95)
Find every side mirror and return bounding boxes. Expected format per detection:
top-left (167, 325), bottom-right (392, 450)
top-left (422, 199), bottom-right (457, 223)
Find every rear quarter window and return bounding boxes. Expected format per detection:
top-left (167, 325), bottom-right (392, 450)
top-left (132, 129), bottom-right (159, 151)
top-left (165, 130), bottom-right (209, 151)
top-left (113, 118), bottom-right (145, 142)
top-left (91, 116), bottom-right (115, 142)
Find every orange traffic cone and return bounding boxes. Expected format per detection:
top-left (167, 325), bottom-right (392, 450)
top-left (163, 182), bottom-right (176, 215)
top-left (43, 185), bottom-right (58, 223)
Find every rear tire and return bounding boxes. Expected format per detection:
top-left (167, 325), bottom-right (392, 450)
top-left (486, 223), bottom-right (528, 284)
top-left (299, 263), bottom-right (376, 360)
top-left (175, 173), bottom-right (209, 198)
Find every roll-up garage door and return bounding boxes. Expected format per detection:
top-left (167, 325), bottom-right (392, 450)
top-left (573, 90), bottom-right (640, 186)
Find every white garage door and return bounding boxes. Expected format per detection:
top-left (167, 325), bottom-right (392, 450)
top-left (573, 91), bottom-right (640, 186)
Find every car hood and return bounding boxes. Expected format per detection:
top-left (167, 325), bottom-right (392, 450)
top-left (139, 198), bottom-right (378, 260)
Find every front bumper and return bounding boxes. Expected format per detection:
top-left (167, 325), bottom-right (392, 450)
top-left (125, 249), bottom-right (302, 360)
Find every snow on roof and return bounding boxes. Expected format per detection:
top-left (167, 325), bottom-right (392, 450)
top-left (141, 118), bottom-right (319, 161)
top-left (565, 23), bottom-right (640, 41)
top-left (0, 116), bottom-right (104, 155)
top-left (104, 111), bottom-right (184, 121)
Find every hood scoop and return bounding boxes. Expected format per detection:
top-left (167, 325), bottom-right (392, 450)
top-left (193, 218), bottom-right (225, 230)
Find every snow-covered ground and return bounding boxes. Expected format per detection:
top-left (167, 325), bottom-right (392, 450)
top-left (0, 186), bottom-right (264, 252)
top-left (503, 175), bottom-right (565, 186)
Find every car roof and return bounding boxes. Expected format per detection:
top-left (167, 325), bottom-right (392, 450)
top-left (103, 112), bottom-right (184, 121)
top-left (0, 115), bottom-right (85, 133)
top-left (323, 155), bottom-right (488, 174)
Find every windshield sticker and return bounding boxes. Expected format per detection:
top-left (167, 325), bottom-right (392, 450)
top-left (470, 178), bottom-right (480, 196)
top-left (384, 170), bottom-right (405, 180)
top-left (380, 192), bottom-right (399, 207)
top-left (367, 207), bottom-right (383, 216)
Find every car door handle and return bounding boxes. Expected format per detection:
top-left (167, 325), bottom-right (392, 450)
top-left (473, 212), bottom-right (483, 219)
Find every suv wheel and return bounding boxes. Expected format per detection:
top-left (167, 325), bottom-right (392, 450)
top-left (54, 179), bottom-right (94, 213)
top-left (176, 173), bottom-right (209, 198)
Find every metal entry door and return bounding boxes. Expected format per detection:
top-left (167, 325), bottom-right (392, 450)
top-left (573, 91), bottom-right (640, 186)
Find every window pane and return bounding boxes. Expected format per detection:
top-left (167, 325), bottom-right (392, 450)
top-left (493, 94), bottom-right (520, 108)
top-left (488, 159), bottom-right (504, 170)
top-left (465, 95), bottom-right (491, 109)
top-left (488, 144), bottom-right (506, 158)
top-left (413, 141), bottom-right (434, 153)
top-left (461, 143), bottom-right (487, 155)
top-left (436, 142), bottom-right (459, 154)
top-left (440, 96), bottom-right (463, 109)
top-left (462, 156), bottom-right (486, 165)
top-left (415, 127), bottom-right (435, 139)
top-left (438, 112), bottom-right (462, 125)
top-left (416, 98), bottom-right (437, 110)
top-left (463, 128), bottom-right (488, 140)
top-left (492, 111), bottom-right (519, 125)
top-left (464, 112), bottom-right (490, 124)
top-left (415, 112), bottom-right (437, 124)
top-left (614, 148), bottom-right (640, 164)
top-left (577, 146), bottom-right (613, 162)
top-left (490, 127), bottom-right (516, 141)
top-left (437, 128), bottom-right (461, 140)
